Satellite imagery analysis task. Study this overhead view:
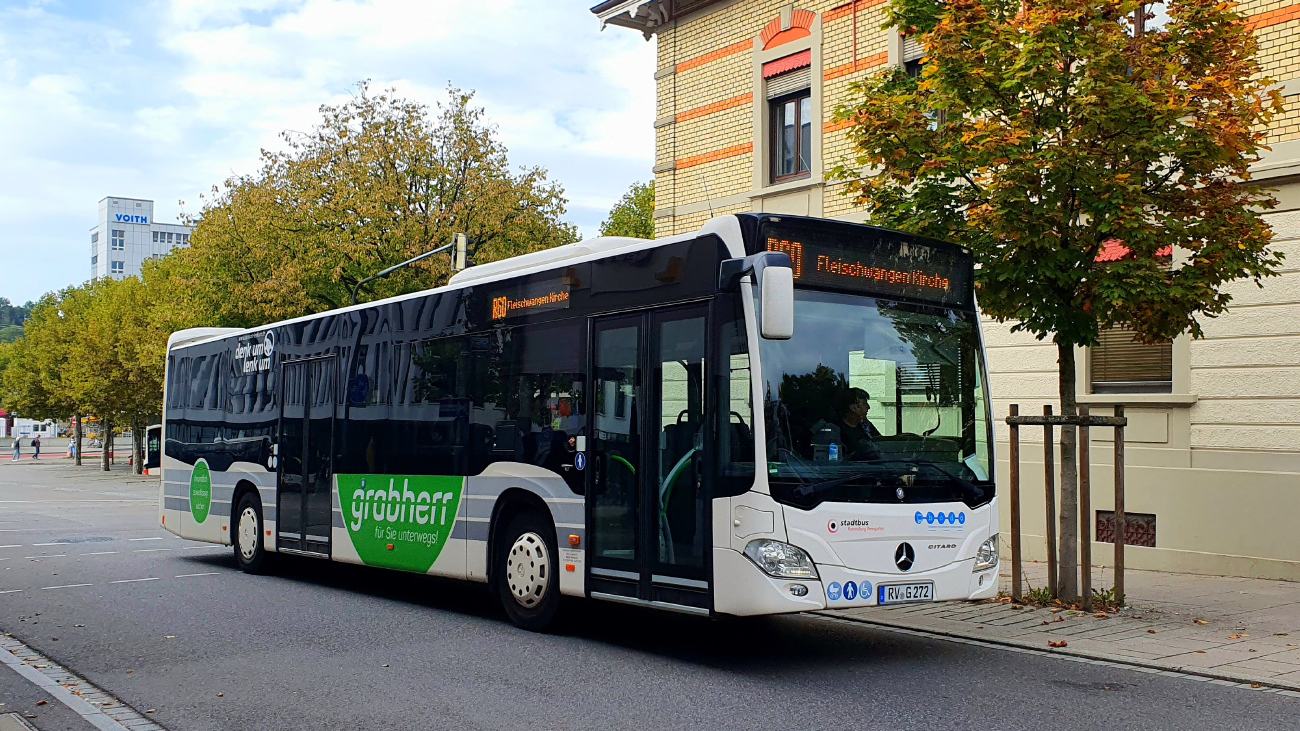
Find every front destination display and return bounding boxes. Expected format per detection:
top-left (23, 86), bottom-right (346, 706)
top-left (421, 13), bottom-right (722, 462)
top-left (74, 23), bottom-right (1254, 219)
top-left (158, 213), bottom-right (998, 630)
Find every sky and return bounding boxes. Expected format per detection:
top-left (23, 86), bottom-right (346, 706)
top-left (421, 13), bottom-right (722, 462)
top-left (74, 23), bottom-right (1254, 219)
top-left (0, 0), bottom-right (657, 304)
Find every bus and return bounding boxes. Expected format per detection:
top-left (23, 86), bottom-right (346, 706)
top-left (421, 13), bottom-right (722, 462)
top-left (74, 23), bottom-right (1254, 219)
top-left (159, 213), bottom-right (997, 630)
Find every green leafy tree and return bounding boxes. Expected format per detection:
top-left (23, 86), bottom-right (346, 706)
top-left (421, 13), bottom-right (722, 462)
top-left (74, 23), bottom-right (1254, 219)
top-left (831, 0), bottom-right (1283, 600)
top-left (599, 181), bottom-right (655, 239)
top-left (148, 82), bottom-right (580, 329)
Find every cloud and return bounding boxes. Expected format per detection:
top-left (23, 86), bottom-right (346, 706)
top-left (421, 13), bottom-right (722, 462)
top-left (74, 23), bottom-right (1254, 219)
top-left (0, 0), bottom-right (655, 303)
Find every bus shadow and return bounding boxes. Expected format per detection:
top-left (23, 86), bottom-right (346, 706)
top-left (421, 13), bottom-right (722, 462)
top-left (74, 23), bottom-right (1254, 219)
top-left (175, 550), bottom-right (923, 672)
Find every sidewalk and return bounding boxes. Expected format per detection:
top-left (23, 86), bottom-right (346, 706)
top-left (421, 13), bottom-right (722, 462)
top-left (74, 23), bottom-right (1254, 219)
top-left (830, 560), bottom-right (1300, 691)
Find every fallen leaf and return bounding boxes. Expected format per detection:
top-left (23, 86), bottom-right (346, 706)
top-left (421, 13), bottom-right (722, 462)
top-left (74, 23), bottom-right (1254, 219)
top-left (1195, 651), bottom-right (1207, 654)
top-left (126, 670), bottom-right (132, 674)
top-left (1048, 640), bottom-right (1068, 648)
top-left (146, 710), bottom-right (156, 714)
top-left (36, 701), bottom-right (47, 706)
top-left (1228, 634), bottom-right (1249, 640)
top-left (1053, 616), bottom-right (1065, 623)
top-left (1093, 613), bottom-right (1107, 619)
top-left (1148, 629), bottom-right (1157, 634)
top-left (74, 624), bottom-right (84, 628)
top-left (1273, 633), bottom-right (1289, 637)
top-left (50, 638), bottom-right (58, 641)
top-left (217, 693), bottom-right (223, 697)
top-left (1194, 619), bottom-right (1209, 625)
top-left (1050, 608), bottom-right (1064, 614)
top-left (1249, 649), bottom-right (1257, 653)
top-left (1251, 684), bottom-right (1262, 689)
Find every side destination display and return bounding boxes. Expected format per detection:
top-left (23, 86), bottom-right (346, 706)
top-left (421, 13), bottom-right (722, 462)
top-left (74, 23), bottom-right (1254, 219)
top-left (761, 220), bottom-right (973, 308)
top-left (336, 474), bottom-right (464, 573)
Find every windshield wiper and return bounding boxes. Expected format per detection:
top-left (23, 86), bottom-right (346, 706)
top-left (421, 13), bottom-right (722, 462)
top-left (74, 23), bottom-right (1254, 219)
top-left (876, 458), bottom-right (987, 504)
top-left (790, 469), bottom-right (882, 499)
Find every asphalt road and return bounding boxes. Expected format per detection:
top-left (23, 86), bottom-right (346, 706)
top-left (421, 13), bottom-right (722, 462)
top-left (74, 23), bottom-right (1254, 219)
top-left (0, 462), bottom-right (1296, 731)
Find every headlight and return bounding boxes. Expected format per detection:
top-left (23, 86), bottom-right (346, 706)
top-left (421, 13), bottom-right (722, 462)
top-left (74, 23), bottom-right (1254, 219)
top-left (974, 535), bottom-right (999, 572)
top-left (743, 539), bottom-right (819, 580)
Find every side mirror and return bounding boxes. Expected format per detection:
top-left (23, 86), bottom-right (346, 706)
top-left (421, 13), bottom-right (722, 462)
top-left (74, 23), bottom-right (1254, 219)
top-left (760, 266), bottom-right (794, 340)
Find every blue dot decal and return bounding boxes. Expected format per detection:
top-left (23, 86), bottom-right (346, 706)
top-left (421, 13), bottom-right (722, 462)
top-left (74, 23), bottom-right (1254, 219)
top-left (861, 581), bottom-right (873, 598)
top-left (926, 512), bottom-right (936, 524)
top-left (915, 511), bottom-right (924, 524)
top-left (937, 512), bottom-right (947, 524)
top-left (827, 582), bottom-right (842, 601)
top-left (948, 512), bottom-right (957, 524)
top-left (843, 581), bottom-right (858, 600)
top-left (958, 513), bottom-right (966, 525)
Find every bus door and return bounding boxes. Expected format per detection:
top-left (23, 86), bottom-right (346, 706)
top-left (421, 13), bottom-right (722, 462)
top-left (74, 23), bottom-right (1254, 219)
top-left (588, 304), bottom-right (711, 612)
top-left (278, 356), bottom-right (336, 556)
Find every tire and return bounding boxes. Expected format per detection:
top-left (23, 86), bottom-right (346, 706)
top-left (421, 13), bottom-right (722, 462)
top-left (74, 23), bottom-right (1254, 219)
top-left (495, 511), bottom-right (561, 631)
top-left (233, 492), bottom-right (268, 574)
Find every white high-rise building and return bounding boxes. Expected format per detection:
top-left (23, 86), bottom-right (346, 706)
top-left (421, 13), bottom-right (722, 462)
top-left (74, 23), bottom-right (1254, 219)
top-left (89, 197), bottom-right (194, 280)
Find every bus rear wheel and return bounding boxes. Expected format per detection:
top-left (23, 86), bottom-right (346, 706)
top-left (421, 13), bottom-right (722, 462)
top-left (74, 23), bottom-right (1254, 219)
top-left (234, 492), bottom-right (268, 574)
top-left (496, 511), bottom-right (560, 631)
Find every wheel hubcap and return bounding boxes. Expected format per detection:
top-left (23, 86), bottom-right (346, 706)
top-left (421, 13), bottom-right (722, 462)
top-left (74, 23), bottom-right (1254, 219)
top-left (506, 532), bottom-right (550, 608)
top-left (238, 507), bottom-right (259, 561)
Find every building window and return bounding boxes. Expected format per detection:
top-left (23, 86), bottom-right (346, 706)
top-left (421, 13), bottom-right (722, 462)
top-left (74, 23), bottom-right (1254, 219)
top-left (167, 232), bottom-right (175, 244)
top-left (91, 255), bottom-right (98, 266)
top-left (110, 261), bottom-right (124, 275)
top-left (1090, 326), bottom-right (1173, 394)
top-left (111, 230), bottom-right (125, 251)
top-left (152, 231), bottom-right (159, 243)
top-left (182, 234), bottom-right (190, 244)
top-left (91, 232), bottom-right (99, 244)
top-left (771, 91), bottom-right (812, 182)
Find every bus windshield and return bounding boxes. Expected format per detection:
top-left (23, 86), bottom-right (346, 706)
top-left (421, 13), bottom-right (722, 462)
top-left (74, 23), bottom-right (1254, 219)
top-left (759, 289), bottom-right (993, 509)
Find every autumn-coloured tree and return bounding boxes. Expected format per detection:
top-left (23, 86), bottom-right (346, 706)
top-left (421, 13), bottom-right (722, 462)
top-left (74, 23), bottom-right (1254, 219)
top-left (599, 181), bottom-right (656, 239)
top-left (149, 83), bottom-right (580, 329)
top-left (831, 0), bottom-right (1283, 601)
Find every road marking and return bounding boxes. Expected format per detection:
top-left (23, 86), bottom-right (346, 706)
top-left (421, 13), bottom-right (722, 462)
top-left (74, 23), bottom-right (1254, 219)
top-left (175, 572), bottom-right (220, 578)
top-left (40, 583), bottom-right (92, 590)
top-left (0, 544), bottom-right (20, 549)
top-left (24, 554), bottom-right (65, 559)
top-left (0, 633), bottom-right (160, 731)
top-left (0, 589), bottom-right (22, 594)
top-left (81, 551), bottom-right (118, 556)
top-left (132, 548), bottom-right (171, 553)
top-left (109, 577), bottom-right (159, 584)
top-left (182, 545), bottom-right (220, 550)
top-left (32, 541), bottom-right (71, 546)
top-left (128, 537), bottom-right (164, 542)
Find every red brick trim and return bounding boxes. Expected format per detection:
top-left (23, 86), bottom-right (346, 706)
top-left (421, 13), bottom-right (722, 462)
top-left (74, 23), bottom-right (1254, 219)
top-left (1246, 3), bottom-right (1300, 30)
top-left (677, 39), bottom-right (751, 73)
top-left (823, 52), bottom-right (890, 80)
top-left (676, 143), bottom-right (754, 170)
top-left (676, 93), bottom-right (754, 123)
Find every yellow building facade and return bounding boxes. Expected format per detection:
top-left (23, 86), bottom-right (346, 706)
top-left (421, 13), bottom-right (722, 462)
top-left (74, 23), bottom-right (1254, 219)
top-left (594, 0), bottom-right (1300, 581)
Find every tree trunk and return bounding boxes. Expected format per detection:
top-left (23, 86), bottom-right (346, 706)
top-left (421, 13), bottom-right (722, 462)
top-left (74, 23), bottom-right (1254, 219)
top-left (132, 422), bottom-right (144, 475)
top-left (74, 416), bottom-right (83, 467)
top-left (1056, 339), bottom-right (1079, 602)
top-left (101, 419), bottom-right (112, 472)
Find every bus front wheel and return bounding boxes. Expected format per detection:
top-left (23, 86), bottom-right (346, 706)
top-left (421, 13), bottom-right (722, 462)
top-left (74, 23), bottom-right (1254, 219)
top-left (234, 492), bottom-right (268, 574)
top-left (496, 511), bottom-right (560, 631)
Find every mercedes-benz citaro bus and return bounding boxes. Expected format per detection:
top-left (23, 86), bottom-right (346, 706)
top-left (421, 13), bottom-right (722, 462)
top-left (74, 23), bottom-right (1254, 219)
top-left (159, 214), bottom-right (997, 630)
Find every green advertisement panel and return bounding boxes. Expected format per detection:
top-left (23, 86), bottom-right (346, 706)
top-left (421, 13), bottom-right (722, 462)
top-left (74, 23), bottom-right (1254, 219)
top-left (336, 474), bottom-right (464, 573)
top-left (190, 460), bottom-right (212, 524)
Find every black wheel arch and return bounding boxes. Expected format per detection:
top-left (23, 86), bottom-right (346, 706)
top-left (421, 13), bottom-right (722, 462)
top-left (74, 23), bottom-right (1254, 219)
top-left (487, 488), bottom-right (555, 589)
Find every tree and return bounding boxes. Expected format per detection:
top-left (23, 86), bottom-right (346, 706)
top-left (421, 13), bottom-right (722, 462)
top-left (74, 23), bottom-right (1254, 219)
top-left (831, 0), bottom-right (1283, 601)
top-left (148, 82), bottom-right (580, 329)
top-left (599, 181), bottom-right (655, 239)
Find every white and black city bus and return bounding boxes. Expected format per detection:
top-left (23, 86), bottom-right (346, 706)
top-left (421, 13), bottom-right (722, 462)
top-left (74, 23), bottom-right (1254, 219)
top-left (159, 214), bottom-right (997, 630)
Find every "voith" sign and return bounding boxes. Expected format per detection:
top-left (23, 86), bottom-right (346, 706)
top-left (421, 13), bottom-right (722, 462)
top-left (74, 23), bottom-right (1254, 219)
top-left (113, 213), bottom-right (149, 224)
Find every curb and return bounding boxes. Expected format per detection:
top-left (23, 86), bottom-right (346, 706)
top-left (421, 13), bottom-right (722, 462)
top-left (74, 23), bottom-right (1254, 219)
top-left (817, 610), bottom-right (1300, 694)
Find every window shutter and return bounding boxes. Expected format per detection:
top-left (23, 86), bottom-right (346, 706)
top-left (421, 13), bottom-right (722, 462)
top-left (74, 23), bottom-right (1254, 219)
top-left (767, 67), bottom-right (811, 100)
top-left (1090, 326), bottom-right (1173, 393)
top-left (902, 35), bottom-right (924, 63)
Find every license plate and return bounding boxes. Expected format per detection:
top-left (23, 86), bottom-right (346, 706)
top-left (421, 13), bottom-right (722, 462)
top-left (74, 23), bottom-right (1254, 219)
top-left (879, 582), bottom-right (934, 605)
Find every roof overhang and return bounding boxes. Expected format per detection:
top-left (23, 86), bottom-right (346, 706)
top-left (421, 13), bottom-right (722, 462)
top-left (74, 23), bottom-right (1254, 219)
top-left (590, 0), bottom-right (722, 38)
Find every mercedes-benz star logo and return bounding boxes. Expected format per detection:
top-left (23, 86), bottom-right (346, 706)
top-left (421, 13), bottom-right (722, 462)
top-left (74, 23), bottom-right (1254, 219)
top-left (895, 542), bottom-right (915, 572)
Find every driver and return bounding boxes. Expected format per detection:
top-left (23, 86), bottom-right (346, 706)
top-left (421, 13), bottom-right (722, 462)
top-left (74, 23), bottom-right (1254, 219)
top-left (836, 387), bottom-right (882, 461)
